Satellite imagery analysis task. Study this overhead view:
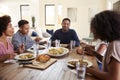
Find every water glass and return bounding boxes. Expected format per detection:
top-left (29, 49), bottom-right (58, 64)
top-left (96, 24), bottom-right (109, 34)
top-left (55, 39), bottom-right (60, 47)
top-left (70, 40), bottom-right (76, 50)
top-left (76, 62), bottom-right (86, 80)
top-left (46, 39), bottom-right (51, 49)
top-left (33, 42), bottom-right (39, 56)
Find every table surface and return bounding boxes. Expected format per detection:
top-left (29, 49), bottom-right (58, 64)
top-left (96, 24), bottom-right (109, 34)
top-left (0, 48), bottom-right (99, 80)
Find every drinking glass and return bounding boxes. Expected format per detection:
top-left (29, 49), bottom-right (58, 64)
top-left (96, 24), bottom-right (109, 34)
top-left (76, 62), bottom-right (86, 80)
top-left (55, 39), bottom-right (60, 47)
top-left (46, 39), bottom-right (51, 49)
top-left (33, 42), bottom-right (39, 57)
top-left (70, 40), bottom-right (76, 50)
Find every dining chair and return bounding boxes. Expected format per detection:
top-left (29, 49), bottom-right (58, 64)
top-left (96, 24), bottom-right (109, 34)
top-left (82, 32), bottom-right (94, 45)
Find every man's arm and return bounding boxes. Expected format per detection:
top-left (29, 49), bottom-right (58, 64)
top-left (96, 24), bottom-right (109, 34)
top-left (12, 36), bottom-right (21, 51)
top-left (72, 30), bottom-right (80, 47)
top-left (50, 31), bottom-right (57, 41)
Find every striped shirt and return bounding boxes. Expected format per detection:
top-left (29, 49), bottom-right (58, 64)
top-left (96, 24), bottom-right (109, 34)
top-left (12, 31), bottom-right (35, 51)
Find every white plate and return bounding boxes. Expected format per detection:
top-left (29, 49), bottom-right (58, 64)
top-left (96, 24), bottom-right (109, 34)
top-left (14, 53), bottom-right (36, 61)
top-left (60, 44), bottom-right (69, 48)
top-left (47, 47), bottom-right (69, 57)
top-left (27, 45), bottom-right (46, 52)
top-left (67, 59), bottom-right (93, 68)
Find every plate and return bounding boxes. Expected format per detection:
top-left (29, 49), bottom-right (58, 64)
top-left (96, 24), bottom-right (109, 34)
top-left (60, 44), bottom-right (69, 48)
top-left (47, 47), bottom-right (69, 57)
top-left (67, 59), bottom-right (93, 68)
top-left (27, 45), bottom-right (46, 52)
top-left (30, 45), bottom-right (45, 50)
top-left (14, 53), bottom-right (36, 61)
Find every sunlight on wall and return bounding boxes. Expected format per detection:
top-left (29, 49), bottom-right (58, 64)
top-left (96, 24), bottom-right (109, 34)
top-left (57, 5), bottom-right (62, 27)
top-left (0, 4), bottom-right (9, 16)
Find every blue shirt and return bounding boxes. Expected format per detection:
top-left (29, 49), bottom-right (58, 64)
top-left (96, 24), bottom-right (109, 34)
top-left (51, 29), bottom-right (80, 47)
top-left (12, 31), bottom-right (35, 51)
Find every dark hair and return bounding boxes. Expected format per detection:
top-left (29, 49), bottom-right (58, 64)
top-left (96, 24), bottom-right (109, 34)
top-left (18, 20), bottom-right (29, 28)
top-left (0, 15), bottom-right (11, 36)
top-left (62, 18), bottom-right (71, 23)
top-left (91, 10), bottom-right (120, 42)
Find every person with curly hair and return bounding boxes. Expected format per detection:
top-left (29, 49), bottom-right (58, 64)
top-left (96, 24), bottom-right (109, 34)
top-left (0, 15), bottom-right (16, 62)
top-left (84, 10), bottom-right (120, 80)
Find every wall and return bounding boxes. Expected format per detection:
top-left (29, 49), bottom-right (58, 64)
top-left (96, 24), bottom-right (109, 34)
top-left (39, 0), bottom-right (107, 39)
top-left (107, 0), bottom-right (119, 10)
top-left (0, 0), bottom-right (40, 28)
top-left (0, 0), bottom-right (107, 40)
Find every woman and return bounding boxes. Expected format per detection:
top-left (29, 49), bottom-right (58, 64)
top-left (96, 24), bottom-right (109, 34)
top-left (84, 10), bottom-right (120, 80)
top-left (0, 15), bottom-right (16, 62)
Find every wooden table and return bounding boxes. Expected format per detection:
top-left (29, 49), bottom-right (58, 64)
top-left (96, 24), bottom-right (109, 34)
top-left (0, 48), bottom-right (99, 80)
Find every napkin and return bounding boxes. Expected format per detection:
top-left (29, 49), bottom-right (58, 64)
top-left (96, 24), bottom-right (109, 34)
top-left (4, 59), bottom-right (17, 64)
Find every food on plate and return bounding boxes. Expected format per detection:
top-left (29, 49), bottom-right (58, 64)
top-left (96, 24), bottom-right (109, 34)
top-left (19, 53), bottom-right (34, 59)
top-left (68, 60), bottom-right (88, 68)
top-left (36, 54), bottom-right (51, 63)
top-left (48, 48), bottom-right (64, 55)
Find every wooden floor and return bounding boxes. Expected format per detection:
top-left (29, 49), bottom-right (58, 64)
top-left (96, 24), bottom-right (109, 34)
top-left (0, 49), bottom-right (99, 80)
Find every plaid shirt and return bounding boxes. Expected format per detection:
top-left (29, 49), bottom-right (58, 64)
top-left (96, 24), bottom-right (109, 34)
top-left (12, 31), bottom-right (35, 51)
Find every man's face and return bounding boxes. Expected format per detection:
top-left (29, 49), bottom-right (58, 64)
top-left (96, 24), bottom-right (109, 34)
top-left (20, 24), bottom-right (30, 35)
top-left (61, 20), bottom-right (70, 32)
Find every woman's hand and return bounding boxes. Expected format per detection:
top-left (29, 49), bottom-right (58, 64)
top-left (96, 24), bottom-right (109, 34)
top-left (84, 45), bottom-right (95, 56)
top-left (0, 53), bottom-right (17, 62)
top-left (9, 53), bottom-right (17, 59)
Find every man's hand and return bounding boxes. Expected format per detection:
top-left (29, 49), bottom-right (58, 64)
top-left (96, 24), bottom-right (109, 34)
top-left (76, 47), bottom-right (84, 54)
top-left (35, 37), bottom-right (42, 42)
top-left (18, 43), bottom-right (25, 53)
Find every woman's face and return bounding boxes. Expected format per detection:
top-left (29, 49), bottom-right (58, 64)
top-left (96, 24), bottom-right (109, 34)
top-left (4, 22), bottom-right (14, 36)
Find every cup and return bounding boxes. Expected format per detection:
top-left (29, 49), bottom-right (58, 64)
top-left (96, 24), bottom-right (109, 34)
top-left (76, 62), bottom-right (86, 80)
top-left (55, 39), bottom-right (60, 47)
top-left (70, 40), bottom-right (76, 50)
top-left (46, 39), bottom-right (51, 49)
top-left (33, 42), bottom-right (39, 56)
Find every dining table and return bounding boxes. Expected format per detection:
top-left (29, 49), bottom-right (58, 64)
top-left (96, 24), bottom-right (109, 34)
top-left (0, 47), bottom-right (100, 80)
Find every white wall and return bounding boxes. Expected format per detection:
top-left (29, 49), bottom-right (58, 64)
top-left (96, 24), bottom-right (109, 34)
top-left (107, 0), bottom-right (119, 10)
top-left (0, 0), bottom-right (40, 28)
top-left (39, 0), bottom-right (107, 39)
top-left (0, 0), bottom-right (107, 40)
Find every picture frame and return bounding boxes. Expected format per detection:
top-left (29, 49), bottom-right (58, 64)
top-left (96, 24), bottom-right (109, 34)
top-left (20, 5), bottom-right (30, 20)
top-left (45, 4), bottom-right (55, 26)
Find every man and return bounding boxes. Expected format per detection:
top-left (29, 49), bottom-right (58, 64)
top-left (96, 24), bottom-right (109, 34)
top-left (51, 18), bottom-right (80, 47)
top-left (12, 20), bottom-right (41, 53)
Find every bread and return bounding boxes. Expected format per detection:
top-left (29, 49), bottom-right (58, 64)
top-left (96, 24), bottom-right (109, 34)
top-left (36, 54), bottom-right (50, 63)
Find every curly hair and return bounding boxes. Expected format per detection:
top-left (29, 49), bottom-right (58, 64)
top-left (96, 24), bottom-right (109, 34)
top-left (91, 10), bottom-right (120, 42)
top-left (0, 15), bottom-right (11, 37)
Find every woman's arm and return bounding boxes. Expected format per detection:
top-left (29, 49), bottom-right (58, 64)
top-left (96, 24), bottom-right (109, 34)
top-left (0, 53), bottom-right (17, 62)
top-left (85, 46), bottom-right (103, 62)
top-left (96, 44), bottom-right (107, 54)
top-left (87, 58), bottom-right (120, 80)
top-left (0, 54), bottom-right (10, 62)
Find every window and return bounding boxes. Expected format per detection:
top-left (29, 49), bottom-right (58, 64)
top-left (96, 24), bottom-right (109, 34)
top-left (45, 4), bottom-right (55, 26)
top-left (20, 5), bottom-right (30, 20)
